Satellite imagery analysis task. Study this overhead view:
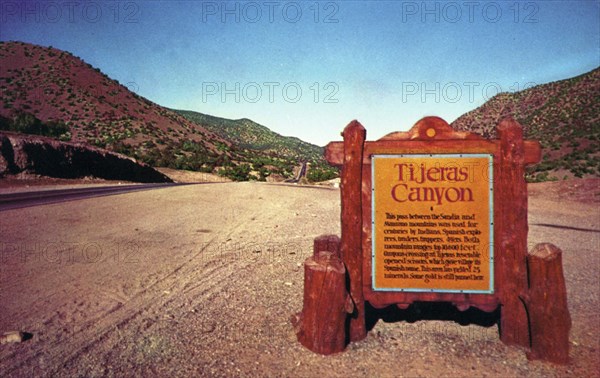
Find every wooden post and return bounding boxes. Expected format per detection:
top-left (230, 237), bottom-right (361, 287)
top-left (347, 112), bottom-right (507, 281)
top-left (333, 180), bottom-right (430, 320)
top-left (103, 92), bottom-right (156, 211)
top-left (340, 120), bottom-right (367, 342)
top-left (525, 243), bottom-right (571, 364)
top-left (496, 118), bottom-right (530, 348)
top-left (313, 234), bottom-right (341, 258)
top-left (294, 252), bottom-right (353, 355)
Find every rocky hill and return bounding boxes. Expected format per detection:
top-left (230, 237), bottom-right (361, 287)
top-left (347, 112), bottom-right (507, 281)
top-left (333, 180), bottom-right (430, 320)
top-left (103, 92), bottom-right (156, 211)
top-left (174, 110), bottom-right (323, 161)
top-left (0, 41), bottom-right (332, 182)
top-left (0, 131), bottom-right (172, 183)
top-left (0, 42), bottom-right (229, 154)
top-left (452, 68), bottom-right (600, 180)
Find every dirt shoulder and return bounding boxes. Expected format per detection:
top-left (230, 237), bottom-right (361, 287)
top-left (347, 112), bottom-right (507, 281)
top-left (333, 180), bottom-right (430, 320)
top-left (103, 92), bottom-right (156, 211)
top-left (0, 180), bottom-right (598, 377)
top-left (154, 167), bottom-right (231, 183)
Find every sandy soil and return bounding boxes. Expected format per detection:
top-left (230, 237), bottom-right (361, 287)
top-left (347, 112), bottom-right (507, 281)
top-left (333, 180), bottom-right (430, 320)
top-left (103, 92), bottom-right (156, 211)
top-left (154, 168), bottom-right (231, 184)
top-left (0, 179), bottom-right (598, 377)
top-left (0, 174), bottom-right (137, 193)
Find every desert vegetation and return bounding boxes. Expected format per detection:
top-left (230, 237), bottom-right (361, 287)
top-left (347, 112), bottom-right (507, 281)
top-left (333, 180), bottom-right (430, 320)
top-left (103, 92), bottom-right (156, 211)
top-left (0, 41), bottom-right (337, 183)
top-left (452, 68), bottom-right (600, 181)
top-left (2, 41), bottom-right (597, 183)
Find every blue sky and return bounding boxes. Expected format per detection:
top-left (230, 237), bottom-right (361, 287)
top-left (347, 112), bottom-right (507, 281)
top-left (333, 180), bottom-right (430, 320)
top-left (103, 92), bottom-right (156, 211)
top-left (1, 1), bottom-right (599, 146)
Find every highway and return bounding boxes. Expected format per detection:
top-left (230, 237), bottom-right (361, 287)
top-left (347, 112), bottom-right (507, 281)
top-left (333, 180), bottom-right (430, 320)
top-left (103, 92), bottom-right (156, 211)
top-left (285, 162), bottom-right (308, 183)
top-left (0, 183), bottom-right (191, 211)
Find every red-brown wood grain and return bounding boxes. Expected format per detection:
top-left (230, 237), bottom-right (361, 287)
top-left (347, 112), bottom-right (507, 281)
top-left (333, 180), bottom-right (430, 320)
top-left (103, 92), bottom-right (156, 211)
top-left (340, 120), bottom-right (367, 342)
top-left (526, 243), bottom-right (571, 364)
top-left (295, 252), bottom-right (352, 355)
top-left (313, 234), bottom-right (341, 258)
top-left (496, 118), bottom-right (531, 348)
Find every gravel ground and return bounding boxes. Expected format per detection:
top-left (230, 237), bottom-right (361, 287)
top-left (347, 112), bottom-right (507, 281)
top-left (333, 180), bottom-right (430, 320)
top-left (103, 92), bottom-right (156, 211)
top-left (0, 179), bottom-right (598, 377)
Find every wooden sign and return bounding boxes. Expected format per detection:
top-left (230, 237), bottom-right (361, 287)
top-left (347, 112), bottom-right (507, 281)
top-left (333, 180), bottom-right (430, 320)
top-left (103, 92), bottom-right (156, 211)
top-left (294, 116), bottom-right (571, 364)
top-left (371, 153), bottom-right (493, 293)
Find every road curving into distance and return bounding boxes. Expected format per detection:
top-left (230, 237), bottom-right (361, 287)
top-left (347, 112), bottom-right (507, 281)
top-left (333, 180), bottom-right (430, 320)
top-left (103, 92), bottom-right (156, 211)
top-left (285, 162), bottom-right (308, 183)
top-left (0, 183), bottom-right (195, 211)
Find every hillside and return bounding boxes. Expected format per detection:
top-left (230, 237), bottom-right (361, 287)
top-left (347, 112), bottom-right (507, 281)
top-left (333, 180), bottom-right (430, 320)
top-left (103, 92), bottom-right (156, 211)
top-left (452, 68), bottom-right (600, 180)
top-left (174, 110), bottom-right (323, 161)
top-left (0, 41), bottom-right (231, 154)
top-left (0, 41), bottom-right (332, 182)
top-left (0, 131), bottom-right (172, 183)
top-left (174, 110), bottom-right (338, 183)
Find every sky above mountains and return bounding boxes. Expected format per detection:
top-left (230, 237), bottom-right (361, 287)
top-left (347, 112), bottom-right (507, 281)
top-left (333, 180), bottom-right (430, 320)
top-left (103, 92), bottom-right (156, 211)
top-left (1, 1), bottom-right (598, 146)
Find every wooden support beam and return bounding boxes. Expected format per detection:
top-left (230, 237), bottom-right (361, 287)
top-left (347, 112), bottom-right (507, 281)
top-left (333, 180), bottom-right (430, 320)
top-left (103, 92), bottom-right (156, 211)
top-left (294, 252), bottom-right (353, 355)
top-left (525, 243), bottom-right (571, 364)
top-left (340, 120), bottom-right (367, 342)
top-left (496, 118), bottom-right (530, 348)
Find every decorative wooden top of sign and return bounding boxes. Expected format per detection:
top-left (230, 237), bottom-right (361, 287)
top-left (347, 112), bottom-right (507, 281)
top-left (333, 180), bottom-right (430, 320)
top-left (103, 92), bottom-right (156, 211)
top-left (379, 116), bottom-right (484, 141)
top-left (325, 117), bottom-right (541, 167)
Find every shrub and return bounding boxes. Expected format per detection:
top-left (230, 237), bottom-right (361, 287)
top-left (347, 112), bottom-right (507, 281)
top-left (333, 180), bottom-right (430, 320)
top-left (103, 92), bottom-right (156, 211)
top-left (0, 112), bottom-right (70, 139)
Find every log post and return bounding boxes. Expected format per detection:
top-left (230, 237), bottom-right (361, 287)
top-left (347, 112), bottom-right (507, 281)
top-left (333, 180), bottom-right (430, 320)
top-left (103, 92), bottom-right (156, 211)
top-left (294, 251), bottom-right (353, 355)
top-left (496, 118), bottom-right (530, 348)
top-left (313, 234), bottom-right (341, 258)
top-left (525, 243), bottom-right (571, 364)
top-left (340, 120), bottom-right (367, 342)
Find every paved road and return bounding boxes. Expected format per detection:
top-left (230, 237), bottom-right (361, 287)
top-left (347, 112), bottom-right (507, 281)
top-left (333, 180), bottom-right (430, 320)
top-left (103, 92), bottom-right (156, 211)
top-left (285, 161), bottom-right (308, 183)
top-left (0, 183), bottom-right (192, 211)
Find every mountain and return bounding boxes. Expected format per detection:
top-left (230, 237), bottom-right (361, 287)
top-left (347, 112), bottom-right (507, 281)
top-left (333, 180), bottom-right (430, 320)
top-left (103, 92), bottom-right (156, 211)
top-left (173, 110), bottom-right (323, 161)
top-left (0, 41), bottom-right (333, 182)
top-left (0, 41), bottom-right (229, 161)
top-left (173, 110), bottom-right (337, 182)
top-left (452, 68), bottom-right (600, 180)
